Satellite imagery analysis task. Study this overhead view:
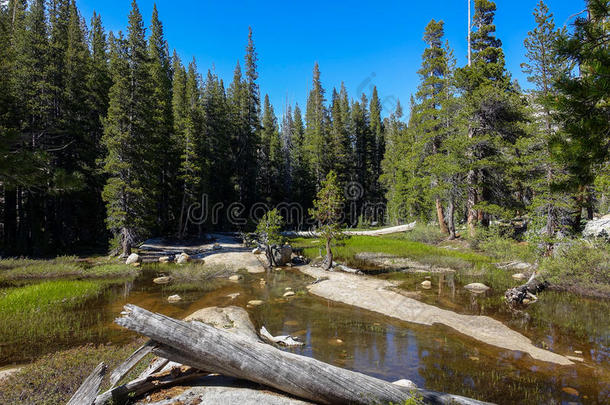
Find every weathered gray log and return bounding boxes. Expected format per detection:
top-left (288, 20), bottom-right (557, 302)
top-left (505, 272), bottom-right (549, 304)
top-left (136, 356), bottom-right (169, 379)
top-left (95, 365), bottom-right (204, 405)
top-left (109, 340), bottom-right (154, 387)
top-left (67, 362), bottom-right (107, 405)
top-left (115, 304), bottom-right (490, 405)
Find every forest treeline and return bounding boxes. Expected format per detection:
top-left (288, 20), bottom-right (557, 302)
top-left (0, 0), bottom-right (608, 256)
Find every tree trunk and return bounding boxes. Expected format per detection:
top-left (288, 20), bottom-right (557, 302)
top-left (447, 198), bottom-right (456, 240)
top-left (67, 362), bottom-right (107, 405)
top-left (467, 175), bottom-right (477, 237)
top-left (324, 237), bottom-right (333, 270)
top-left (121, 227), bottom-right (132, 258)
top-left (435, 198), bottom-right (449, 235)
top-left (115, 304), bottom-right (488, 405)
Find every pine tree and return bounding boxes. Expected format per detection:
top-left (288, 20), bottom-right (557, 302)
top-left (520, 0), bottom-right (571, 250)
top-left (148, 4), bottom-right (174, 232)
top-left (329, 85), bottom-right (352, 183)
top-left (369, 86), bottom-right (384, 206)
top-left (259, 94), bottom-right (283, 204)
top-left (304, 62), bottom-right (329, 188)
top-left (551, 0), bottom-right (610, 228)
top-left (290, 104), bottom-right (313, 216)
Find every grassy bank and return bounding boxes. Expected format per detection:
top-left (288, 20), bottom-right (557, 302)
top-left (292, 225), bottom-right (610, 297)
top-left (0, 340), bottom-right (146, 405)
top-left (0, 256), bottom-right (138, 284)
top-left (163, 262), bottom-right (232, 292)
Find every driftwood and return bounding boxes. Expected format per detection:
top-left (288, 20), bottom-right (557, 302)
top-left (67, 362), bottom-right (107, 405)
top-left (115, 304), bottom-right (489, 405)
top-left (95, 364), bottom-right (205, 405)
top-left (505, 272), bottom-right (549, 304)
top-left (109, 340), bottom-right (154, 387)
top-left (260, 326), bottom-right (304, 347)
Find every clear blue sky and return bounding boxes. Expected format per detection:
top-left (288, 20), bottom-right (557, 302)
top-left (76, 0), bottom-right (585, 119)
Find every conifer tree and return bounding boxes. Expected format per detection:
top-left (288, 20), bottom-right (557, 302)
top-left (290, 104), bottom-right (313, 214)
top-left (304, 62), bottom-right (329, 188)
top-left (259, 94), bottom-right (283, 204)
top-left (329, 86), bottom-right (352, 183)
top-left (369, 86), bottom-right (384, 206)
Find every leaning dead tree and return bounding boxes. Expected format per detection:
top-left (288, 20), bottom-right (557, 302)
top-left (69, 304), bottom-right (492, 405)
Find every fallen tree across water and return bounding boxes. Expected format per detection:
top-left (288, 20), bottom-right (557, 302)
top-left (69, 304), bottom-right (492, 405)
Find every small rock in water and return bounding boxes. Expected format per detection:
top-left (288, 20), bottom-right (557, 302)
top-left (285, 287), bottom-right (292, 291)
top-left (153, 276), bottom-right (171, 284)
top-left (566, 355), bottom-right (584, 362)
top-left (283, 290), bottom-right (295, 297)
top-left (421, 280), bottom-right (432, 289)
top-left (512, 273), bottom-right (527, 280)
top-left (561, 387), bottom-right (579, 397)
top-left (464, 282), bottom-right (490, 292)
top-left (228, 274), bottom-right (242, 281)
top-left (226, 293), bottom-right (240, 299)
top-left (167, 294), bottom-right (181, 303)
top-left (125, 253), bottom-right (140, 265)
top-left (392, 379), bottom-right (417, 389)
top-left (248, 299), bottom-right (264, 306)
top-left (574, 350), bottom-right (583, 354)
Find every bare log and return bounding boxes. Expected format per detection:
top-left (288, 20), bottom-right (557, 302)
top-left (136, 356), bottom-right (169, 379)
top-left (95, 365), bottom-right (205, 405)
top-left (67, 362), bottom-right (107, 405)
top-left (115, 304), bottom-right (490, 405)
top-left (109, 340), bottom-right (154, 387)
top-left (505, 272), bottom-right (549, 304)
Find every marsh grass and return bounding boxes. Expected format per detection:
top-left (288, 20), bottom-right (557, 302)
top-left (0, 256), bottom-right (138, 284)
top-left (165, 262), bottom-right (232, 292)
top-left (291, 235), bottom-right (491, 270)
top-left (0, 340), bottom-right (147, 405)
top-left (0, 280), bottom-right (117, 363)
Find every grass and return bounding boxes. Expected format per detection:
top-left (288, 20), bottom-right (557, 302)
top-left (164, 262), bottom-right (232, 292)
top-left (0, 256), bottom-right (138, 284)
top-left (291, 234), bottom-right (491, 270)
top-left (0, 340), bottom-right (147, 405)
top-left (0, 280), bottom-right (115, 363)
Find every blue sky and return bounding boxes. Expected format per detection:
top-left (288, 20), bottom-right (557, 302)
top-left (76, 0), bottom-right (585, 119)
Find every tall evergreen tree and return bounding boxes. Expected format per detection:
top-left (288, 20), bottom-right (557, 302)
top-left (304, 62), bottom-right (329, 188)
top-left (369, 86), bottom-right (384, 205)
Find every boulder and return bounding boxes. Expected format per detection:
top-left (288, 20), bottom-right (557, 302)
top-left (464, 282), bottom-right (490, 292)
top-left (177, 252), bottom-right (190, 264)
top-left (272, 244), bottom-right (293, 266)
top-left (420, 280), bottom-right (431, 289)
top-left (153, 276), bottom-right (171, 284)
top-left (125, 253), bottom-right (141, 265)
top-left (392, 379), bottom-right (417, 390)
top-left (167, 294), bottom-right (182, 303)
top-left (184, 306), bottom-right (259, 342)
top-left (583, 217), bottom-right (610, 239)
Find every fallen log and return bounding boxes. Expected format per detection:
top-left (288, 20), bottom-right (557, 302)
top-left (109, 340), bottom-right (154, 387)
top-left (505, 272), bottom-right (549, 304)
top-left (115, 304), bottom-right (490, 405)
top-left (67, 362), bottom-right (106, 405)
top-left (260, 326), bottom-right (304, 347)
top-left (95, 364), bottom-right (205, 405)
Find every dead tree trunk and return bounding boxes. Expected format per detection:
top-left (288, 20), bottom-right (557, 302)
top-left (435, 198), bottom-right (449, 235)
top-left (505, 273), bottom-right (549, 305)
top-left (115, 304), bottom-right (489, 405)
top-left (67, 362), bottom-right (107, 405)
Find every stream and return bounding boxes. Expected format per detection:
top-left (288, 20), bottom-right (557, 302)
top-left (0, 264), bottom-right (608, 404)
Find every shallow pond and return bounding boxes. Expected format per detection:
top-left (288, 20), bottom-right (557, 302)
top-left (0, 265), bottom-right (608, 404)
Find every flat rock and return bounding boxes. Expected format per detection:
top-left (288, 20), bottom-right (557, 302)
top-left (153, 276), bottom-right (171, 284)
top-left (184, 306), bottom-right (259, 342)
top-left (248, 299), bottom-right (264, 306)
top-left (226, 293), bottom-right (240, 300)
top-left (464, 282), bottom-right (490, 292)
top-left (566, 355), bottom-right (584, 362)
top-left (283, 291), bottom-right (295, 297)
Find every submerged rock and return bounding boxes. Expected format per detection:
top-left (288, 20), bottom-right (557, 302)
top-left (153, 276), bottom-right (171, 284)
top-left (125, 253), bottom-right (141, 265)
top-left (464, 282), bottom-right (490, 292)
top-left (248, 299), bottom-right (264, 306)
top-left (167, 294), bottom-right (181, 303)
top-left (420, 280), bottom-right (431, 289)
